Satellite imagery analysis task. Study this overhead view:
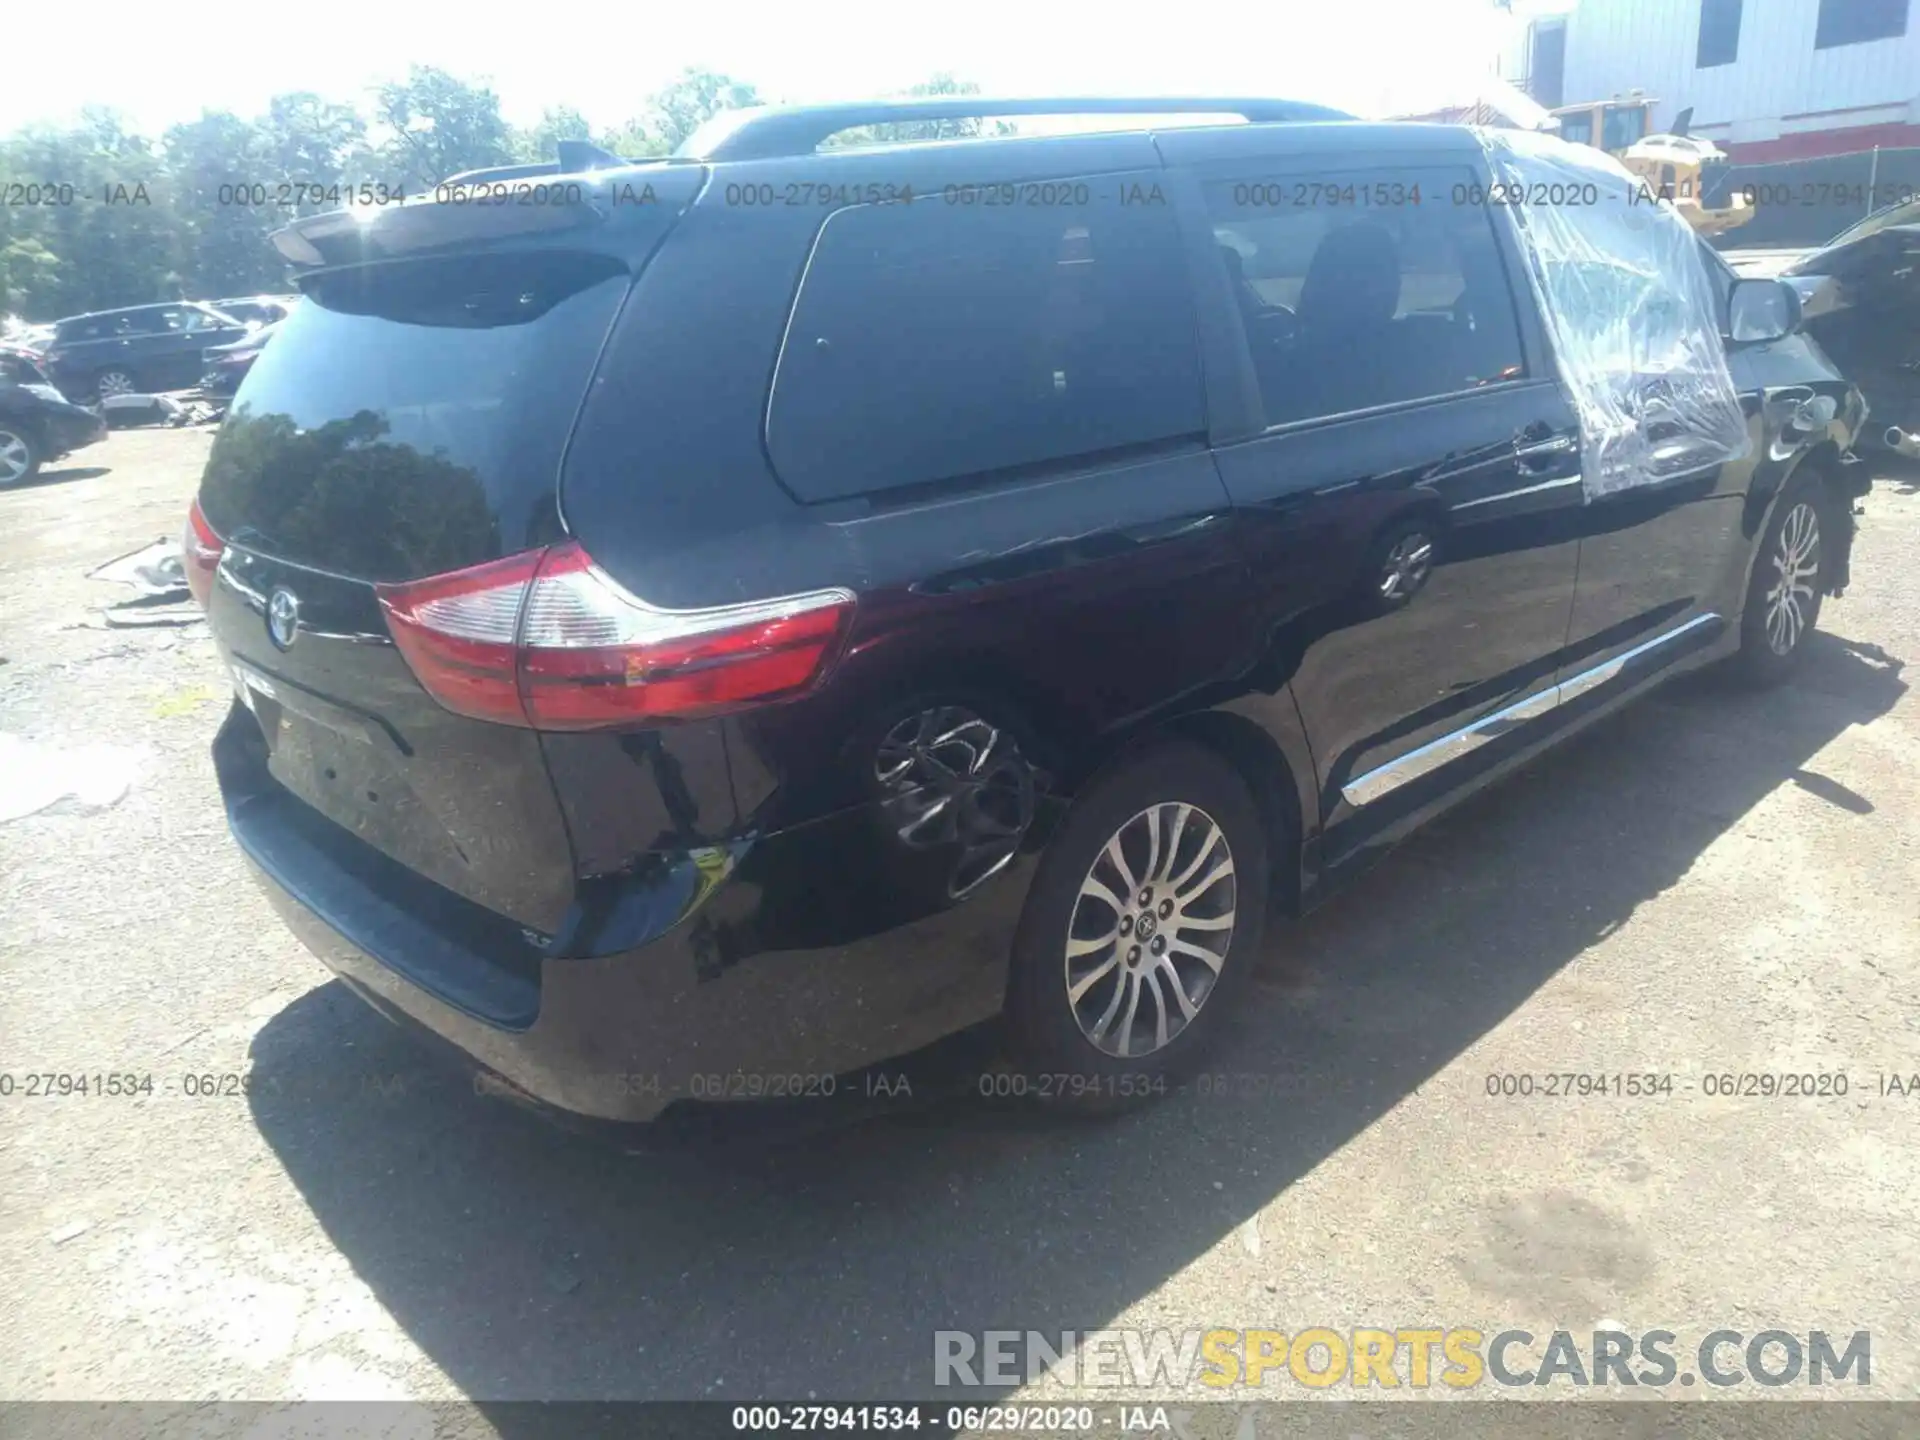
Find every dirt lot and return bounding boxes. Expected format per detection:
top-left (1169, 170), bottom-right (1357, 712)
top-left (2, 429), bottom-right (1918, 1407)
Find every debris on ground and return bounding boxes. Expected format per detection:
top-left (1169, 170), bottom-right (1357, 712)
top-left (0, 733), bottom-right (152, 822)
top-left (98, 393), bottom-right (225, 429)
top-left (89, 536), bottom-right (200, 626)
top-left (90, 538), bottom-right (186, 596)
top-left (100, 393), bottom-right (188, 429)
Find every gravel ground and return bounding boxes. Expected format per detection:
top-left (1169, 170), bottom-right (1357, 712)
top-left (2, 429), bottom-right (1917, 1409)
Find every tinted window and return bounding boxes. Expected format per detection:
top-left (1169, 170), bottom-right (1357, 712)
top-left (199, 249), bottom-right (630, 581)
top-left (1814, 0), bottom-right (1907, 47)
top-left (1697, 0), bottom-right (1744, 65)
top-left (1204, 173), bottom-right (1527, 427)
top-left (1557, 113), bottom-right (1594, 147)
top-left (767, 179), bottom-right (1204, 501)
top-left (1601, 106), bottom-right (1649, 150)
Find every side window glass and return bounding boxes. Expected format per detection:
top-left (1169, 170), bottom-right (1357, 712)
top-left (1202, 172), bottom-right (1527, 428)
top-left (767, 179), bottom-right (1204, 501)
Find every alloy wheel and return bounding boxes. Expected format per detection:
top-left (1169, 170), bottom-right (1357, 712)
top-left (1379, 532), bottom-right (1434, 601)
top-left (1764, 501), bottom-right (1820, 656)
top-left (0, 430), bottom-right (29, 485)
top-left (1063, 802), bottom-right (1236, 1059)
top-left (96, 371), bottom-right (135, 398)
top-left (874, 706), bottom-right (1034, 898)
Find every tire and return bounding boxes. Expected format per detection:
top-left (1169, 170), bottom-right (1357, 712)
top-left (1364, 515), bottom-right (1438, 614)
top-left (1734, 473), bottom-right (1831, 685)
top-left (93, 369), bottom-right (137, 400)
top-left (1003, 741), bottom-right (1271, 1108)
top-left (0, 426), bottom-right (40, 486)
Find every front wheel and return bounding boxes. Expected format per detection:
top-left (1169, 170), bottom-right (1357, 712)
top-left (1735, 475), bottom-right (1829, 684)
top-left (0, 426), bottom-right (40, 486)
top-left (1003, 742), bottom-right (1271, 1107)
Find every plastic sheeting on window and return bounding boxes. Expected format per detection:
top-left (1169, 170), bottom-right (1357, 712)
top-left (1475, 128), bottom-right (1750, 499)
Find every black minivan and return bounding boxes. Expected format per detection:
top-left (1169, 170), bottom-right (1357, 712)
top-left (190, 99), bottom-right (1870, 1130)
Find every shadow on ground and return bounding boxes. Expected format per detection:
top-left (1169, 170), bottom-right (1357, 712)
top-left (4, 464), bottom-right (110, 491)
top-left (246, 632), bottom-right (1905, 1408)
top-left (1872, 454), bottom-right (1920, 496)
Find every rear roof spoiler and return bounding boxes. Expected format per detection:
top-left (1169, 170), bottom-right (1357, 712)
top-left (441, 141), bottom-right (655, 187)
top-left (269, 195), bottom-right (606, 267)
top-left (677, 96), bottom-right (1355, 161)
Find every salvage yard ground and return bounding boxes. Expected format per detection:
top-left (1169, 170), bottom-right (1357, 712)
top-left (2, 429), bottom-right (1918, 1403)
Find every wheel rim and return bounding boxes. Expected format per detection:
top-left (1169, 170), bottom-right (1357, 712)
top-left (0, 431), bottom-right (27, 484)
top-left (1764, 501), bottom-right (1820, 656)
top-left (1380, 533), bottom-right (1433, 600)
top-left (874, 706), bottom-right (1033, 899)
top-left (1063, 803), bottom-right (1237, 1059)
top-left (97, 371), bottom-right (134, 397)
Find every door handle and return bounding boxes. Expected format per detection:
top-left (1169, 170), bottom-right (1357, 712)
top-left (1513, 432), bottom-right (1578, 473)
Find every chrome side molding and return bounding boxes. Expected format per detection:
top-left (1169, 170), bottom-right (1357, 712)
top-left (1553, 612), bottom-right (1721, 704)
top-left (1340, 612), bottom-right (1721, 808)
top-left (1340, 684), bottom-right (1557, 807)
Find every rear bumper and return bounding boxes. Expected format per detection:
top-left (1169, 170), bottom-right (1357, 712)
top-left (41, 405), bottom-right (107, 458)
top-left (217, 705), bottom-right (1033, 1127)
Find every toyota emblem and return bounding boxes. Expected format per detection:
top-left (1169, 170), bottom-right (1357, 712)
top-left (266, 588), bottom-right (301, 650)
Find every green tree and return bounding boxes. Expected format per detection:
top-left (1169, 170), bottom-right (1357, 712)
top-left (372, 66), bottom-right (516, 188)
top-left (0, 111), bottom-right (181, 316)
top-left (0, 65), bottom-right (804, 321)
top-left (830, 73), bottom-right (1014, 148)
top-left (593, 120), bottom-right (672, 159)
top-left (164, 112), bottom-right (288, 299)
top-left (643, 67), bottom-right (763, 152)
top-left (261, 93), bottom-right (369, 202)
top-left (514, 106), bottom-right (592, 164)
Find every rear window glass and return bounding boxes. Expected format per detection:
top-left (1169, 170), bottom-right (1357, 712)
top-left (767, 180), bottom-right (1204, 501)
top-left (199, 251), bottom-right (629, 581)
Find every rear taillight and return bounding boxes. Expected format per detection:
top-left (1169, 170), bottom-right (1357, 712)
top-left (183, 498), bottom-right (223, 607)
top-left (374, 541), bottom-right (854, 730)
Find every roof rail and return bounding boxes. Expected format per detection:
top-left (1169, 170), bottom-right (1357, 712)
top-left (676, 96), bottom-right (1355, 162)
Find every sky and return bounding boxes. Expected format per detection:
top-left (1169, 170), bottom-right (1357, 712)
top-left (1, 0), bottom-right (1575, 139)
